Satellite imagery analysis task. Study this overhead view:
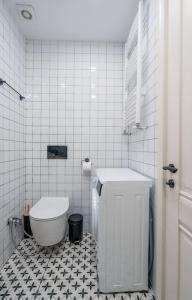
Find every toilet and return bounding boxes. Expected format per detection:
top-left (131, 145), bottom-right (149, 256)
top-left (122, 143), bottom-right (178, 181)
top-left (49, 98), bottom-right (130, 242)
top-left (30, 197), bottom-right (69, 246)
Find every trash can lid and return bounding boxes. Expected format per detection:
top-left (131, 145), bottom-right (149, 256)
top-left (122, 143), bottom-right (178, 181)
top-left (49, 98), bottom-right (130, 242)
top-left (68, 214), bottom-right (83, 224)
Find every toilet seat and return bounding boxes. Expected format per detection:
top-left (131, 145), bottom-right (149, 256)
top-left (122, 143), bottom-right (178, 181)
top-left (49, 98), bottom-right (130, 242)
top-left (30, 197), bottom-right (69, 221)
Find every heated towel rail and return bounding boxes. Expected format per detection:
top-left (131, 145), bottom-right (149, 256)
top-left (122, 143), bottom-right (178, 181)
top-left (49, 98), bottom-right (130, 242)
top-left (123, 0), bottom-right (147, 135)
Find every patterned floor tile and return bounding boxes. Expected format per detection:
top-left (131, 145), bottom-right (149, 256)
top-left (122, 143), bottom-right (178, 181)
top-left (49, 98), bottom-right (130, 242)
top-left (8, 281), bottom-right (40, 300)
top-left (0, 280), bottom-right (12, 299)
top-left (0, 233), bottom-right (154, 300)
top-left (16, 239), bottom-right (53, 258)
top-left (51, 233), bottom-right (96, 260)
top-left (37, 279), bottom-right (70, 300)
top-left (0, 255), bottom-right (49, 282)
top-left (43, 255), bottom-right (97, 282)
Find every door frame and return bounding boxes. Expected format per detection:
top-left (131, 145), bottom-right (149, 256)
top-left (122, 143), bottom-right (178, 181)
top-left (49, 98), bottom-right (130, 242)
top-left (155, 0), bottom-right (167, 299)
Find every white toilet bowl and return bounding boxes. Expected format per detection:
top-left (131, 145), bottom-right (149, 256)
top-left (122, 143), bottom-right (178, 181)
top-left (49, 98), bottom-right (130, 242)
top-left (30, 197), bottom-right (69, 246)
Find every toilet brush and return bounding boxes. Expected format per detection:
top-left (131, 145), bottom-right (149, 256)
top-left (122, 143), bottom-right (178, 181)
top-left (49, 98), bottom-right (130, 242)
top-left (23, 204), bottom-right (33, 238)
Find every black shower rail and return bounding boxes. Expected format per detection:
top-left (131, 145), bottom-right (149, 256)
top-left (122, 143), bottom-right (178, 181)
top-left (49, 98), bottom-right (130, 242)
top-left (0, 78), bottom-right (25, 100)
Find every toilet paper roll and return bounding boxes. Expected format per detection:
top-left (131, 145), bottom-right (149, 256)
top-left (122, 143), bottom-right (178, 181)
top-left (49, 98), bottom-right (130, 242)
top-left (82, 161), bottom-right (92, 172)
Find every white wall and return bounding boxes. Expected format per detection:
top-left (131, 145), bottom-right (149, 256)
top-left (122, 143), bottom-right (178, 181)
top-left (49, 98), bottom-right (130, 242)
top-left (128, 0), bottom-right (158, 178)
top-left (0, 0), bottom-right (25, 268)
top-left (25, 40), bottom-right (128, 231)
top-left (127, 0), bottom-right (159, 287)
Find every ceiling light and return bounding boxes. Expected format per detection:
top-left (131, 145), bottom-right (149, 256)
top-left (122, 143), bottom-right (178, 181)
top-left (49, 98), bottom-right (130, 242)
top-left (16, 4), bottom-right (35, 21)
top-left (21, 9), bottom-right (32, 20)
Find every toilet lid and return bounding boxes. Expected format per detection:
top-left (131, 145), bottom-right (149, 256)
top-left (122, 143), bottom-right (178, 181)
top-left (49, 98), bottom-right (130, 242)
top-left (30, 197), bottom-right (69, 220)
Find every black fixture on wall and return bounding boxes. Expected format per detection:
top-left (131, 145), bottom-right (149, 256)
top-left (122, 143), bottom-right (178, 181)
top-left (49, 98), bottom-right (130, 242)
top-left (0, 78), bottom-right (25, 100)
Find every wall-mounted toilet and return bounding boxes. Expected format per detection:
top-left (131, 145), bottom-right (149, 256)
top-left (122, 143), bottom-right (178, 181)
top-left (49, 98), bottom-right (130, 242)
top-left (30, 197), bottom-right (69, 246)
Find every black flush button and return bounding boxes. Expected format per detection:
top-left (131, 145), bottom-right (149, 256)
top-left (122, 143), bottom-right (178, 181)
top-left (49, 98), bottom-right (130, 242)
top-left (47, 146), bottom-right (68, 159)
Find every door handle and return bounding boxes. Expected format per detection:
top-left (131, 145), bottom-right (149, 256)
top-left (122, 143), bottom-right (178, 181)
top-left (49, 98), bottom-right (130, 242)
top-left (166, 179), bottom-right (175, 188)
top-left (163, 164), bottom-right (178, 173)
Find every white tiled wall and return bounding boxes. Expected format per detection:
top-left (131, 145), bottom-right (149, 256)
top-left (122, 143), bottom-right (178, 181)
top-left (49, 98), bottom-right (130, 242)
top-left (127, 0), bottom-right (159, 286)
top-left (25, 40), bottom-right (128, 231)
top-left (128, 0), bottom-right (158, 181)
top-left (0, 0), bottom-right (25, 268)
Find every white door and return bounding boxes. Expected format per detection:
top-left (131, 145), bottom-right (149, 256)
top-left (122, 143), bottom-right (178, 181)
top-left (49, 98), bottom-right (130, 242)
top-left (164, 0), bottom-right (192, 299)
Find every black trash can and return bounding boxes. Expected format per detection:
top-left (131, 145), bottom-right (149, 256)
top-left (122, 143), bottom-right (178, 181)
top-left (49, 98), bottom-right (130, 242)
top-left (68, 214), bottom-right (83, 243)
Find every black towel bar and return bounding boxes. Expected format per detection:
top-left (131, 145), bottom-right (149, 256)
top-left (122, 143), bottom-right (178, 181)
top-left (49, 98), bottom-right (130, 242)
top-left (0, 78), bottom-right (25, 100)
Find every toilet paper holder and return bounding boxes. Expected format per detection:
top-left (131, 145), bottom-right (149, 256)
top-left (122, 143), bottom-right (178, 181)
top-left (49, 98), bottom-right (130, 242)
top-left (81, 158), bottom-right (91, 165)
top-left (81, 158), bottom-right (92, 173)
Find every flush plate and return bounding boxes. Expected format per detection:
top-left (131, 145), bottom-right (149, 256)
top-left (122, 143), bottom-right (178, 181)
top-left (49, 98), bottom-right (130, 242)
top-left (47, 145), bottom-right (67, 159)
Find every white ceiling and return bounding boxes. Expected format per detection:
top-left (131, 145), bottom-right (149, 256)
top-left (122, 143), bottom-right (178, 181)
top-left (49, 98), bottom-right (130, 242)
top-left (8, 0), bottom-right (139, 42)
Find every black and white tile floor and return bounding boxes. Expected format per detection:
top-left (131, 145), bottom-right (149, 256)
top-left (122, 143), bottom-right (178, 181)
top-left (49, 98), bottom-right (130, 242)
top-left (0, 233), bottom-right (155, 300)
